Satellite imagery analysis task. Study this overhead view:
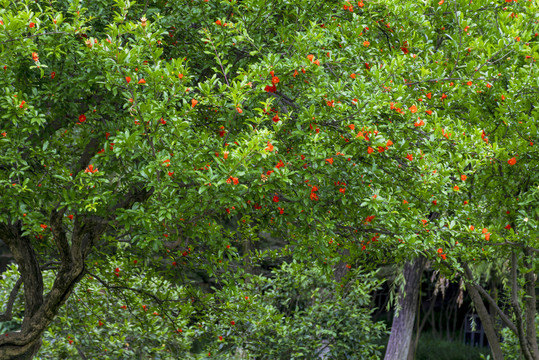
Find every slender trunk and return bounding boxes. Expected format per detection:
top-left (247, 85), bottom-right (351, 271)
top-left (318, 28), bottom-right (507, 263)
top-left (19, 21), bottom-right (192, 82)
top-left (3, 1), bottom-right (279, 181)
top-left (446, 298), bottom-right (455, 341)
top-left (451, 296), bottom-right (458, 341)
top-left (384, 256), bottom-right (426, 360)
top-left (406, 276), bottom-right (422, 360)
top-left (511, 251), bottom-right (535, 360)
top-left (408, 289), bottom-right (437, 360)
top-left (463, 264), bottom-right (504, 360)
top-left (489, 278), bottom-right (499, 344)
top-left (430, 306), bottom-right (438, 337)
top-left (438, 297), bottom-right (444, 339)
top-left (523, 248), bottom-right (539, 360)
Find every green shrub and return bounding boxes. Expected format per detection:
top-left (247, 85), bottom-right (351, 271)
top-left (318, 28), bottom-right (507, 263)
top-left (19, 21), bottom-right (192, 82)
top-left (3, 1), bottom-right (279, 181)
top-left (1, 259), bottom-right (386, 359)
top-left (202, 261), bottom-right (388, 359)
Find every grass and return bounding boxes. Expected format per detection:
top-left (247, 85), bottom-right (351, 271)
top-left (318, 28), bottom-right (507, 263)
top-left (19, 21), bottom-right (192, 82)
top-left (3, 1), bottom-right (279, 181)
top-left (413, 332), bottom-right (490, 360)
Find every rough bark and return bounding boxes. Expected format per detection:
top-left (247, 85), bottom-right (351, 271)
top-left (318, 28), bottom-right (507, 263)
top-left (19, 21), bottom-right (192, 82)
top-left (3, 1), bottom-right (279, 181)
top-left (0, 219), bottom-right (99, 359)
top-left (384, 256), bottom-right (426, 360)
top-left (0, 185), bottom-right (153, 359)
top-left (463, 263), bottom-right (504, 360)
top-left (468, 275), bottom-right (517, 334)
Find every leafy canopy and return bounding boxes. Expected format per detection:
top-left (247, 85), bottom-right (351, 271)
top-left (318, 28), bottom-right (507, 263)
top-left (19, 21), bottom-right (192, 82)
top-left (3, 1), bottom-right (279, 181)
top-left (0, 0), bottom-right (538, 358)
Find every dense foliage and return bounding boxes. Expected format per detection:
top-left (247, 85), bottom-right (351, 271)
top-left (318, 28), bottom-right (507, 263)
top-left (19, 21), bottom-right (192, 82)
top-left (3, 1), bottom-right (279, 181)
top-left (0, 260), bottom-right (385, 359)
top-left (0, 0), bottom-right (538, 358)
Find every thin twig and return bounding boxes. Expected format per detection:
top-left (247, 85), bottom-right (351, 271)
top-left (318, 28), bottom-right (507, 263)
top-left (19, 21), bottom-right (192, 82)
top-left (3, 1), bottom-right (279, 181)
top-left (0, 31), bottom-right (69, 45)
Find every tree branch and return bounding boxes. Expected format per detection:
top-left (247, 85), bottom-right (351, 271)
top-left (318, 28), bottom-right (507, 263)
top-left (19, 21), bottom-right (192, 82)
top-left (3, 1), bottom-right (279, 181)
top-left (50, 208), bottom-right (71, 265)
top-left (0, 277), bottom-right (23, 322)
top-left (523, 248), bottom-right (539, 359)
top-left (462, 263), bottom-right (517, 334)
top-left (462, 262), bottom-right (504, 359)
top-left (72, 138), bottom-right (100, 177)
top-left (0, 223), bottom-right (44, 331)
top-left (0, 31), bottom-right (70, 45)
top-left (511, 251), bottom-right (534, 360)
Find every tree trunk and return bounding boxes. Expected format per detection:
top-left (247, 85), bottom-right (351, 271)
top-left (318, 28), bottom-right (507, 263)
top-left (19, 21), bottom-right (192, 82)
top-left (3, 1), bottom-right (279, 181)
top-left (0, 225), bottom-right (88, 360)
top-left (463, 264), bottom-right (504, 360)
top-left (0, 186), bottom-right (153, 359)
top-left (0, 339), bottom-right (42, 360)
top-left (523, 248), bottom-right (539, 360)
top-left (384, 256), bottom-right (426, 360)
top-left (510, 251), bottom-right (536, 360)
top-left (407, 288), bottom-right (435, 360)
